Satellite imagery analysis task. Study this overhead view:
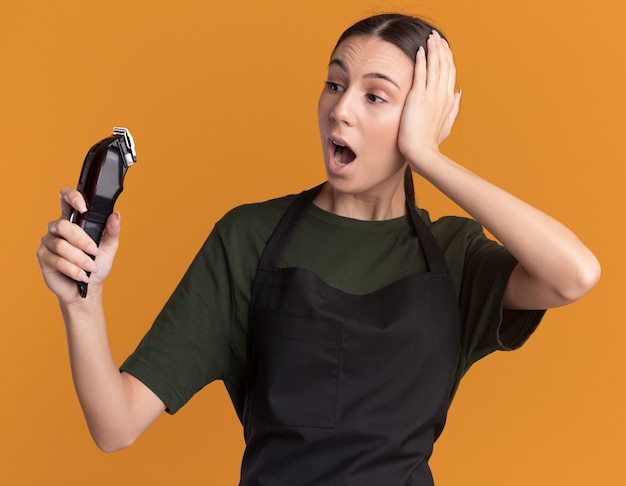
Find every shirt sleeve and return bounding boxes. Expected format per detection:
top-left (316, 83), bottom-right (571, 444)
top-left (120, 226), bottom-right (235, 414)
top-left (455, 223), bottom-right (546, 378)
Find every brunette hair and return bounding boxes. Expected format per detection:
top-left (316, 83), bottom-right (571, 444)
top-left (332, 14), bottom-right (448, 204)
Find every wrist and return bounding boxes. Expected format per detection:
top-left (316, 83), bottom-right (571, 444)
top-left (405, 144), bottom-right (444, 175)
top-left (59, 285), bottom-right (105, 322)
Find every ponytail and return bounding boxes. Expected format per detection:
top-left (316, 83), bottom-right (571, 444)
top-left (404, 166), bottom-right (415, 205)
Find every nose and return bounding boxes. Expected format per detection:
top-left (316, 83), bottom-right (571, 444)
top-left (330, 89), bottom-right (357, 126)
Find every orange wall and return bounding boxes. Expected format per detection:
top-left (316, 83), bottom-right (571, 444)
top-left (2, 0), bottom-right (624, 484)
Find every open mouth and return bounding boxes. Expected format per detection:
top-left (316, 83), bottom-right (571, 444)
top-left (332, 140), bottom-right (356, 166)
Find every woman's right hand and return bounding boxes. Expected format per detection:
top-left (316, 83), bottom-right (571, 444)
top-left (37, 187), bottom-right (121, 305)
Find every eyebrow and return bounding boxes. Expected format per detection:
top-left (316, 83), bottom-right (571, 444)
top-left (328, 58), bottom-right (401, 90)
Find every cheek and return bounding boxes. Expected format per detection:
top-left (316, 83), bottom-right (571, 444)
top-left (317, 97), bottom-right (323, 121)
top-left (317, 97), bottom-right (331, 131)
top-left (369, 115), bottom-right (402, 151)
top-left (317, 90), bottom-right (333, 117)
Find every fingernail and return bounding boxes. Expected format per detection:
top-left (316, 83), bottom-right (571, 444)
top-left (85, 260), bottom-right (98, 273)
top-left (86, 244), bottom-right (99, 255)
top-left (73, 197), bottom-right (87, 213)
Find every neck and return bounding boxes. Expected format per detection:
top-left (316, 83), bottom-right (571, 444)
top-left (314, 181), bottom-right (407, 221)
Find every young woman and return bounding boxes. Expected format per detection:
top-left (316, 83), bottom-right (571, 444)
top-left (37, 13), bottom-right (600, 486)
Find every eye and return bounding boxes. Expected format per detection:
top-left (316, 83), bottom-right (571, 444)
top-left (366, 93), bottom-right (386, 104)
top-left (325, 81), bottom-right (345, 93)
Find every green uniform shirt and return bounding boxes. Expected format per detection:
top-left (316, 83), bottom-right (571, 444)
top-left (121, 192), bottom-right (545, 421)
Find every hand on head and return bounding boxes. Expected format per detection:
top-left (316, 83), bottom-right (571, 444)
top-left (399, 30), bottom-right (462, 169)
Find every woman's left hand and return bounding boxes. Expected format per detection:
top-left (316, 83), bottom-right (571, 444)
top-left (398, 30), bottom-right (461, 170)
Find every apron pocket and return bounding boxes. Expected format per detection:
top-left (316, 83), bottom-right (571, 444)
top-left (251, 308), bottom-right (342, 429)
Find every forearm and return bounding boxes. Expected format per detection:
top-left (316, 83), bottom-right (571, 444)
top-left (410, 149), bottom-right (600, 309)
top-left (60, 289), bottom-right (152, 451)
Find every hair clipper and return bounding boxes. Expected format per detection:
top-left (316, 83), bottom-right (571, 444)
top-left (69, 127), bottom-right (137, 297)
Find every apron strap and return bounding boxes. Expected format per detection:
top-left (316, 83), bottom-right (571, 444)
top-left (405, 197), bottom-right (450, 275)
top-left (258, 184), bottom-right (324, 268)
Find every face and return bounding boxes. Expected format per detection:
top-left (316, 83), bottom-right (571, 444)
top-left (318, 35), bottom-right (415, 198)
